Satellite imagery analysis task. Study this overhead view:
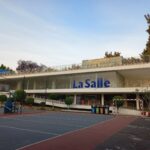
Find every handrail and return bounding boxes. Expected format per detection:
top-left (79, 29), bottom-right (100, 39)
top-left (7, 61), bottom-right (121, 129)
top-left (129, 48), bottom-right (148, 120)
top-left (1, 58), bottom-right (150, 77)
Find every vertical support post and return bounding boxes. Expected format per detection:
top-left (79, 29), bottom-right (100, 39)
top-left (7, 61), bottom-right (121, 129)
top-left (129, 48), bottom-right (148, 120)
top-left (22, 76), bottom-right (25, 90)
top-left (52, 81), bottom-right (55, 89)
top-left (45, 78), bottom-right (48, 104)
top-left (101, 94), bottom-right (104, 106)
top-left (136, 94), bottom-right (140, 110)
top-left (26, 79), bottom-right (29, 90)
top-left (32, 94), bottom-right (35, 98)
top-left (33, 79), bottom-right (36, 90)
top-left (74, 94), bottom-right (77, 105)
top-left (135, 89), bottom-right (140, 110)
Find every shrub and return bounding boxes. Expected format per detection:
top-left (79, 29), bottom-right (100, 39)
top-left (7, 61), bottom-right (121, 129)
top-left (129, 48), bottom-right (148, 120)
top-left (13, 90), bottom-right (26, 104)
top-left (113, 96), bottom-right (124, 112)
top-left (65, 96), bottom-right (73, 109)
top-left (48, 94), bottom-right (59, 100)
top-left (26, 97), bottom-right (34, 105)
top-left (0, 95), bottom-right (7, 103)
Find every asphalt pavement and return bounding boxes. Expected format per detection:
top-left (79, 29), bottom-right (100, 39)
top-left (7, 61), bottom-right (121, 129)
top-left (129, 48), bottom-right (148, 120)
top-left (95, 117), bottom-right (150, 150)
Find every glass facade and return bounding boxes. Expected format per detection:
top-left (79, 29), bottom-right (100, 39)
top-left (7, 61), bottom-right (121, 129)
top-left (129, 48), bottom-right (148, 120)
top-left (4, 71), bottom-right (125, 90)
top-left (1, 69), bottom-right (149, 109)
top-left (2, 71), bottom-right (150, 90)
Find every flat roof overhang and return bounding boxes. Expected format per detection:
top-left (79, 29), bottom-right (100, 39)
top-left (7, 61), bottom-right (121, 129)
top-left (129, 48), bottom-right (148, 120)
top-left (1, 63), bottom-right (150, 80)
top-left (20, 87), bottom-right (145, 94)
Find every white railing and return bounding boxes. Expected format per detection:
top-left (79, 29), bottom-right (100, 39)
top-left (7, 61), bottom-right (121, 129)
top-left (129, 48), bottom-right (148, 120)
top-left (34, 98), bottom-right (91, 110)
top-left (113, 99), bottom-right (136, 101)
top-left (2, 57), bottom-right (150, 77)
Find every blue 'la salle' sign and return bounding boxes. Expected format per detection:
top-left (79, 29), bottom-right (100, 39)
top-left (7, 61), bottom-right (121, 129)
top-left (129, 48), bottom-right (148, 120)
top-left (73, 78), bottom-right (110, 88)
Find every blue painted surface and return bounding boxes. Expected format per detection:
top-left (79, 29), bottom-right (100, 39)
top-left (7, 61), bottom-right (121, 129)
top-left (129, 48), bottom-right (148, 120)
top-left (0, 111), bottom-right (113, 150)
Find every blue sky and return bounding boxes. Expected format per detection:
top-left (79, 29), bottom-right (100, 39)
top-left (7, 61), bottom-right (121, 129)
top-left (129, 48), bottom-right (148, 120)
top-left (0, 0), bottom-right (150, 69)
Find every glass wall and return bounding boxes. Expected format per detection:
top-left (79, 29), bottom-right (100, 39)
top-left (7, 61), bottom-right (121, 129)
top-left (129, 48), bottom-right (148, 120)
top-left (2, 71), bottom-right (126, 90)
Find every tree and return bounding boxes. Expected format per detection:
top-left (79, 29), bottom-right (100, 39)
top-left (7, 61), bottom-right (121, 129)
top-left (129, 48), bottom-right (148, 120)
top-left (141, 14), bottom-right (150, 62)
top-left (0, 95), bottom-right (7, 107)
top-left (65, 96), bottom-right (73, 109)
top-left (113, 96), bottom-right (124, 113)
top-left (141, 87), bottom-right (150, 110)
top-left (0, 64), bottom-right (14, 74)
top-left (16, 60), bottom-right (48, 73)
top-left (13, 90), bottom-right (26, 104)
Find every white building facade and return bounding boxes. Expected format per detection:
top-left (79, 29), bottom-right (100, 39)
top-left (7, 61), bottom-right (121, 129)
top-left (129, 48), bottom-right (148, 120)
top-left (1, 58), bottom-right (150, 111)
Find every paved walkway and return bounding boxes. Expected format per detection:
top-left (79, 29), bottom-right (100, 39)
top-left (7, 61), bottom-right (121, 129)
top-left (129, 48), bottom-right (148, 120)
top-left (19, 115), bottom-right (136, 150)
top-left (95, 117), bottom-right (150, 150)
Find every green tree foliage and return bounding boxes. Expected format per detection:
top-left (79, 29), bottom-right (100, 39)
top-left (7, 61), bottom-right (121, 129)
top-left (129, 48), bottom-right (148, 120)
top-left (113, 96), bottom-right (124, 112)
top-left (141, 14), bottom-right (150, 62)
top-left (0, 64), bottom-right (6, 70)
top-left (141, 87), bottom-right (150, 110)
top-left (26, 97), bottom-right (34, 105)
top-left (13, 90), bottom-right (26, 104)
top-left (0, 64), bottom-right (14, 73)
top-left (65, 96), bottom-right (73, 109)
top-left (0, 95), bottom-right (7, 103)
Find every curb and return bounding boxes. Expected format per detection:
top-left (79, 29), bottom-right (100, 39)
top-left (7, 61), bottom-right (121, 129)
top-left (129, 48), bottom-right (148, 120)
top-left (141, 111), bottom-right (150, 117)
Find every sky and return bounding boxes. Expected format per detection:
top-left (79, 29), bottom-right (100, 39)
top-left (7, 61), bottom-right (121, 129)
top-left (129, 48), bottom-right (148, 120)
top-left (0, 0), bottom-right (150, 70)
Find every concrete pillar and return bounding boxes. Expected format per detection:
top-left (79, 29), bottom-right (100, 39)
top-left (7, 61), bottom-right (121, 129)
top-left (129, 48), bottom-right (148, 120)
top-left (73, 94), bottom-right (77, 105)
top-left (123, 94), bottom-right (128, 107)
top-left (33, 79), bottom-right (36, 90)
top-left (52, 81), bottom-right (55, 89)
top-left (70, 78), bottom-right (72, 88)
top-left (101, 94), bottom-right (104, 106)
top-left (32, 94), bottom-right (35, 98)
top-left (17, 81), bottom-right (22, 89)
top-left (26, 79), bottom-right (29, 90)
top-left (136, 94), bottom-right (140, 110)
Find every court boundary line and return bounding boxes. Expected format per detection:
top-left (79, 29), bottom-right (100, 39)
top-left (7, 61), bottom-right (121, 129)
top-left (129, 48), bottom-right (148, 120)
top-left (16, 115), bottom-right (116, 150)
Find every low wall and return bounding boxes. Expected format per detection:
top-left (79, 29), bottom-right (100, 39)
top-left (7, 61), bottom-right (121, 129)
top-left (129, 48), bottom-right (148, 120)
top-left (111, 107), bottom-right (141, 116)
top-left (34, 98), bottom-right (91, 110)
top-left (34, 98), bottom-right (142, 115)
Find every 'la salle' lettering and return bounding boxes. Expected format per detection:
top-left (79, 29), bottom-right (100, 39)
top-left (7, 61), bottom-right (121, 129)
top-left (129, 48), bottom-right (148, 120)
top-left (73, 78), bottom-right (110, 88)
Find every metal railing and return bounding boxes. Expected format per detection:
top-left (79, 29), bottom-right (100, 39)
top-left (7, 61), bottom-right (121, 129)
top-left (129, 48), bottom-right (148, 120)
top-left (1, 56), bottom-right (150, 77)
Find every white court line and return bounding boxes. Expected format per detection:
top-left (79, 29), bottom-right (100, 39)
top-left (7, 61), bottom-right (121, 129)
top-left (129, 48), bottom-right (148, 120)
top-left (0, 125), bottom-right (59, 136)
top-left (17, 116), bottom-right (116, 150)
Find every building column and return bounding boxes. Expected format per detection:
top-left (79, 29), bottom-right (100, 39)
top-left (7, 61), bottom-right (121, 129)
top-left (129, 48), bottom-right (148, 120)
top-left (52, 81), bottom-right (55, 89)
top-left (136, 93), bottom-right (140, 110)
top-left (33, 80), bottom-right (36, 89)
top-left (17, 81), bottom-right (22, 89)
top-left (123, 94), bottom-right (128, 107)
top-left (32, 94), bottom-right (35, 98)
top-left (101, 94), bottom-right (104, 106)
top-left (73, 94), bottom-right (77, 105)
top-left (27, 79), bottom-right (29, 90)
